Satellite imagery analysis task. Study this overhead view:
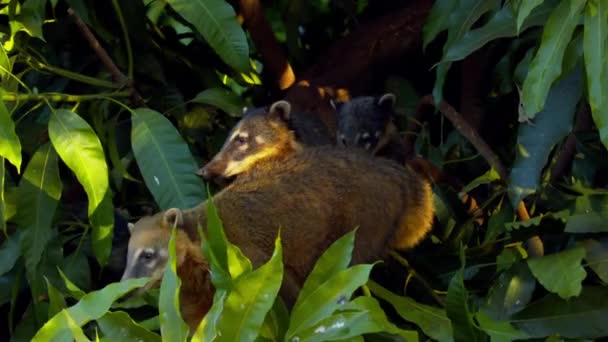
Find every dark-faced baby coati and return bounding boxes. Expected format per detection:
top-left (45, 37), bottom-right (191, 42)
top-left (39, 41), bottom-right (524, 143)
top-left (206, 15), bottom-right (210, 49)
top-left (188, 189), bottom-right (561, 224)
top-left (333, 93), bottom-right (407, 164)
top-left (125, 146), bottom-right (433, 330)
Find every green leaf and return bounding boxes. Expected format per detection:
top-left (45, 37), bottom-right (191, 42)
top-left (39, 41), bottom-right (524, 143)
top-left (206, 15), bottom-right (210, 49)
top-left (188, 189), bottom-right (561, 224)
top-left (286, 264), bottom-right (374, 340)
top-left (45, 277), bottom-right (67, 319)
top-left (165, 0), bottom-right (249, 72)
top-left (580, 239), bottom-right (608, 283)
top-left (433, 0), bottom-right (500, 104)
top-left (31, 277), bottom-right (150, 341)
top-left (367, 280), bottom-right (453, 342)
top-left (49, 109), bottom-right (114, 265)
top-left (566, 192), bottom-right (608, 233)
top-left (0, 43), bottom-right (12, 85)
top-left (158, 227), bottom-right (189, 341)
top-left (422, 0), bottom-right (458, 49)
top-left (527, 246), bottom-right (587, 299)
top-left (131, 108), bottom-right (205, 210)
top-left (476, 311), bottom-right (529, 342)
top-left (16, 143), bottom-right (61, 284)
top-left (521, 0), bottom-right (585, 119)
top-left (58, 268), bottom-right (86, 300)
top-left (584, 0), bottom-right (608, 151)
top-left (446, 248), bottom-right (485, 342)
top-left (461, 168), bottom-right (501, 194)
top-left (516, 0), bottom-right (546, 33)
top-left (97, 311), bottom-right (161, 342)
top-left (481, 263), bottom-right (535, 320)
top-left (443, 2), bottom-right (554, 63)
top-left (509, 66), bottom-right (583, 207)
top-left (0, 158), bottom-right (4, 234)
top-left (191, 290), bottom-right (227, 342)
top-left (0, 232), bottom-right (19, 276)
top-left (296, 230), bottom-right (356, 306)
top-left (216, 235), bottom-right (283, 342)
top-left (191, 88), bottom-right (246, 117)
top-left (512, 286), bottom-right (608, 338)
top-left (8, 0), bottom-right (47, 46)
top-left (0, 95), bottom-right (21, 172)
top-left (201, 196), bottom-right (233, 289)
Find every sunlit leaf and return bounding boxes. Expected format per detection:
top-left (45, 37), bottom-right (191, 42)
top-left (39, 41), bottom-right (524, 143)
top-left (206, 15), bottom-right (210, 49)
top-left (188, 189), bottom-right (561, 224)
top-left (49, 109), bottom-right (114, 265)
top-left (58, 268), bottom-right (86, 300)
top-left (165, 0), bottom-right (249, 72)
top-left (368, 280), bottom-right (453, 342)
top-left (584, 0), bottom-right (608, 151)
top-left (191, 290), bottom-right (227, 342)
top-left (528, 246), bottom-right (587, 299)
top-left (31, 278), bottom-right (150, 341)
top-left (191, 87), bottom-right (246, 117)
top-left (216, 236), bottom-right (283, 342)
top-left (131, 108), bottom-right (205, 210)
top-left (521, 0), bottom-right (585, 119)
top-left (481, 263), bottom-right (535, 319)
top-left (97, 311), bottom-right (161, 342)
top-left (0, 94), bottom-right (21, 172)
top-left (45, 277), bottom-right (67, 319)
top-left (512, 286), bottom-right (608, 338)
top-left (158, 227), bottom-right (189, 341)
top-left (509, 66), bottom-right (583, 207)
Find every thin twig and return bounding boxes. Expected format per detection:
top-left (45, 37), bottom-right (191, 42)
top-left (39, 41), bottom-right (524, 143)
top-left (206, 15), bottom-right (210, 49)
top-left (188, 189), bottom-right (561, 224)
top-left (389, 250), bottom-right (446, 307)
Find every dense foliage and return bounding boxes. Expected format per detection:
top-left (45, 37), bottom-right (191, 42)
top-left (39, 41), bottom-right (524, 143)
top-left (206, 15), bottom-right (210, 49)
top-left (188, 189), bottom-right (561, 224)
top-left (1, 0), bottom-right (608, 341)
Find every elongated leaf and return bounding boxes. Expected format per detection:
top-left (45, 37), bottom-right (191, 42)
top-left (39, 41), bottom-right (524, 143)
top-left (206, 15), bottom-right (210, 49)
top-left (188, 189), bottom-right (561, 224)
top-left (216, 236), bottom-right (283, 342)
top-left (521, 0), bottom-right (585, 119)
top-left (368, 280), bottom-right (453, 342)
top-left (422, 0), bottom-right (458, 49)
top-left (584, 0), bottom-right (608, 151)
top-left (481, 263), bottom-right (535, 320)
top-left (516, 0), bottom-right (546, 33)
top-left (17, 143), bottom-right (61, 283)
top-left (446, 249), bottom-right (485, 342)
top-left (509, 66), bottom-right (583, 207)
top-left (433, 0), bottom-right (500, 104)
top-left (45, 277), bottom-right (67, 319)
top-left (49, 109), bottom-right (114, 265)
top-left (528, 246), bottom-right (587, 299)
top-left (31, 277), bottom-right (150, 341)
top-left (0, 232), bottom-right (19, 276)
top-left (476, 312), bottom-right (529, 342)
top-left (0, 43), bottom-right (11, 84)
top-left (286, 264), bottom-right (374, 340)
top-left (191, 88), bottom-right (246, 117)
top-left (444, 1), bottom-right (556, 63)
top-left (58, 268), bottom-right (86, 300)
top-left (131, 108), bottom-right (205, 210)
top-left (565, 192), bottom-right (608, 233)
top-left (512, 286), bottom-right (608, 338)
top-left (159, 227), bottom-right (189, 341)
top-left (191, 290), bottom-right (227, 342)
top-left (165, 0), bottom-right (249, 72)
top-left (296, 230), bottom-right (355, 307)
top-left (97, 311), bottom-right (161, 342)
top-left (0, 157), bottom-right (4, 233)
top-left (200, 197), bottom-right (233, 290)
top-left (0, 95), bottom-right (21, 172)
top-left (580, 239), bottom-right (608, 283)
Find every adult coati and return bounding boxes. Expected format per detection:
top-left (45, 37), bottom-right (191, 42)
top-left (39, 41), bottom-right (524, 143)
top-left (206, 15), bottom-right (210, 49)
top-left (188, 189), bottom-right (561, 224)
top-left (124, 140), bottom-right (433, 331)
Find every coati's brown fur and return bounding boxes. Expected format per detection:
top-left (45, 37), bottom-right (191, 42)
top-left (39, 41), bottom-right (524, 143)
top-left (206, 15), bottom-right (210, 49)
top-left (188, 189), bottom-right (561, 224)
top-left (124, 147), bottom-right (433, 331)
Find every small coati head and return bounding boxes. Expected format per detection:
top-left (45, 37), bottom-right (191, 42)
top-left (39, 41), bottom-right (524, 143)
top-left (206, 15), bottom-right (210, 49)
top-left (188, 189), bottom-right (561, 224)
top-left (197, 100), bottom-right (302, 182)
top-left (333, 93), bottom-right (396, 152)
top-left (121, 208), bottom-right (193, 292)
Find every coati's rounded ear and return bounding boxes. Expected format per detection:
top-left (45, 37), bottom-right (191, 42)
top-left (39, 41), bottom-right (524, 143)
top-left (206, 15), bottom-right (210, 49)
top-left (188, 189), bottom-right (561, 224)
top-left (127, 222), bottom-right (135, 233)
top-left (163, 208), bottom-right (184, 228)
top-left (377, 93), bottom-right (396, 110)
top-left (268, 100), bottom-right (291, 121)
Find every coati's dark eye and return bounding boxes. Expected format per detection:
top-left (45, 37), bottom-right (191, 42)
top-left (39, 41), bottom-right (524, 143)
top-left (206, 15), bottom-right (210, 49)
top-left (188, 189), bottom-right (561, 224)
top-left (140, 250), bottom-right (156, 261)
top-left (235, 135), bottom-right (247, 144)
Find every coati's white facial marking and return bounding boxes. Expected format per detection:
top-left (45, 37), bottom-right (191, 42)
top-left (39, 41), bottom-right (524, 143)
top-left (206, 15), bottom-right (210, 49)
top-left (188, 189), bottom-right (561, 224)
top-left (238, 143), bottom-right (249, 151)
top-left (362, 132), bottom-right (370, 139)
top-left (255, 136), bottom-right (266, 145)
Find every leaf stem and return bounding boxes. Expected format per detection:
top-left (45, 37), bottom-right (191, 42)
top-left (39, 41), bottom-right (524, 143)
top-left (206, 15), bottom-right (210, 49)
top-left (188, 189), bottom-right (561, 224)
top-left (26, 59), bottom-right (120, 89)
top-left (2, 91), bottom-right (130, 102)
top-left (111, 0), bottom-right (134, 80)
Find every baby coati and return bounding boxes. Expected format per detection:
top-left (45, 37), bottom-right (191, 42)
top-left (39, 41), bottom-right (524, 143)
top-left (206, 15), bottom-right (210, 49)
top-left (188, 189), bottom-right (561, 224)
top-left (333, 93), bottom-right (407, 164)
top-left (125, 147), bottom-right (434, 330)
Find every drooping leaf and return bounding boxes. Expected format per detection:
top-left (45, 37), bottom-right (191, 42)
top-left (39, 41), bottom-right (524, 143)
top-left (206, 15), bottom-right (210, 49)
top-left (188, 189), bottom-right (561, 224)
top-left (158, 227), bottom-right (189, 341)
top-left (258, 298), bottom-right (290, 342)
top-left (286, 264), bottom-right (374, 340)
top-left (7, 0), bottom-right (47, 50)
top-left (446, 248), bottom-right (486, 342)
top-left (481, 263), bottom-right (536, 320)
top-left (515, 0), bottom-right (546, 33)
top-left (512, 286), bottom-right (608, 338)
top-left (131, 108), bottom-right (205, 210)
top-left (521, 0), bottom-right (585, 119)
top-left (0, 158), bottom-right (4, 234)
top-left (49, 109), bottom-right (114, 265)
top-left (509, 66), bottom-right (583, 207)
top-left (165, 0), bottom-right (249, 72)
top-left (368, 280), bottom-right (453, 342)
top-left (97, 311), bottom-right (161, 342)
top-left (584, 0), bottom-right (608, 151)
top-left (296, 230), bottom-right (356, 306)
top-left (31, 277), bottom-right (150, 341)
top-left (566, 192), bottom-right (608, 233)
top-left (476, 311), bottom-right (529, 342)
top-left (191, 88), bottom-right (246, 117)
top-left (0, 95), bottom-right (21, 172)
top-left (527, 246), bottom-right (587, 299)
top-left (16, 143), bottom-right (61, 284)
top-left (443, 1), bottom-right (555, 63)
top-left (0, 43), bottom-right (11, 85)
top-left (191, 290), bottom-right (227, 342)
top-left (58, 268), bottom-right (86, 300)
top-left (200, 196), bottom-right (233, 289)
top-left (580, 238), bottom-right (608, 283)
top-left (0, 232), bottom-right (19, 277)
top-left (45, 277), bottom-right (67, 319)
top-left (216, 236), bottom-right (283, 342)
top-left (433, 0), bottom-right (500, 104)
top-left (422, 0), bottom-right (458, 49)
